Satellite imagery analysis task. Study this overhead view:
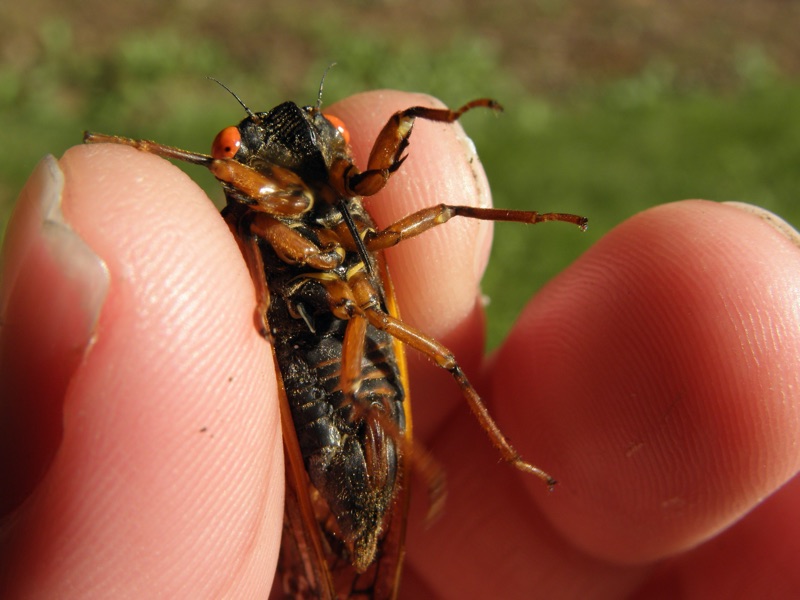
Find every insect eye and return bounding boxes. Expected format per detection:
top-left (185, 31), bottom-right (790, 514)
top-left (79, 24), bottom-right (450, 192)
top-left (323, 113), bottom-right (350, 145)
top-left (211, 126), bottom-right (242, 159)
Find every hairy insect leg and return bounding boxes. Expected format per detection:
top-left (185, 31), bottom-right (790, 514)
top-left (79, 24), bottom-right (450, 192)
top-left (365, 204), bottom-right (588, 251)
top-left (332, 99), bottom-right (501, 198)
top-left (361, 305), bottom-right (557, 488)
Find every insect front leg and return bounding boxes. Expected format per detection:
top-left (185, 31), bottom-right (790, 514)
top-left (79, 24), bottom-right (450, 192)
top-left (213, 160), bottom-right (315, 217)
top-left (331, 99), bottom-right (502, 198)
top-left (83, 132), bottom-right (315, 218)
top-left (249, 214), bottom-right (345, 270)
top-left (222, 208), bottom-right (347, 338)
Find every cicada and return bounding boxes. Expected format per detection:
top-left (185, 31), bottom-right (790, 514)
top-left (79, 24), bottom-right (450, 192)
top-left (84, 79), bottom-right (587, 599)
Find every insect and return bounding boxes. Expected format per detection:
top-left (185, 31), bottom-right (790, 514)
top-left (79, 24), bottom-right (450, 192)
top-left (84, 78), bottom-right (587, 599)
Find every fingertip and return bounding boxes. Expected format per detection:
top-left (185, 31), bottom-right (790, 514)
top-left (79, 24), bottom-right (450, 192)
top-left (495, 200), bottom-right (800, 563)
top-left (632, 472), bottom-right (800, 598)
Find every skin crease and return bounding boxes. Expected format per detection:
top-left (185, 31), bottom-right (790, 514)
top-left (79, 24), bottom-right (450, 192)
top-left (0, 90), bottom-right (798, 599)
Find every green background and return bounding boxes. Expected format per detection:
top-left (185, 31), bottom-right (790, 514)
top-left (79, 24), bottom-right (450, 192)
top-left (2, 1), bottom-right (799, 348)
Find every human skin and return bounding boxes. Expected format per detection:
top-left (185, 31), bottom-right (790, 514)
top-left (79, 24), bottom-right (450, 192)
top-left (1, 91), bottom-right (799, 598)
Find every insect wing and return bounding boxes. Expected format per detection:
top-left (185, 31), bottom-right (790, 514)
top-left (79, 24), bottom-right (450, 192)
top-left (276, 368), bottom-right (336, 599)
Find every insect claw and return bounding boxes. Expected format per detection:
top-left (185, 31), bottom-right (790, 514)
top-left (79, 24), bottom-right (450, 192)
top-left (487, 100), bottom-right (504, 113)
top-left (254, 311), bottom-right (271, 340)
top-left (389, 154), bottom-right (407, 174)
top-left (513, 459), bottom-right (558, 490)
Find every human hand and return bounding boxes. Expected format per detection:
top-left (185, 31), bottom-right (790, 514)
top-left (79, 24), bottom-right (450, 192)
top-left (2, 91), bottom-right (798, 598)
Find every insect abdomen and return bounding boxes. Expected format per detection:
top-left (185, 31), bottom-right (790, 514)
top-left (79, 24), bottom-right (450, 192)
top-left (265, 243), bottom-right (406, 570)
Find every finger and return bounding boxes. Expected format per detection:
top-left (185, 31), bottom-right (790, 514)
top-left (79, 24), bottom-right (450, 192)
top-left (404, 200), bottom-right (800, 598)
top-left (632, 472), bottom-right (800, 598)
top-left (327, 91), bottom-right (495, 439)
top-left (0, 146), bottom-right (283, 597)
top-left (403, 404), bottom-right (644, 599)
top-left (495, 200), bottom-right (800, 564)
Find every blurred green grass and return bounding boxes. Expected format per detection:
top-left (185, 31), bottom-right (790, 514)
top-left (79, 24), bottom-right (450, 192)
top-left (2, 14), bottom-right (799, 349)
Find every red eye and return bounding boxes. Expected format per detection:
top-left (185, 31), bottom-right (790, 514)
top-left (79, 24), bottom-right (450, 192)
top-left (211, 126), bottom-right (241, 159)
top-left (324, 113), bottom-right (350, 145)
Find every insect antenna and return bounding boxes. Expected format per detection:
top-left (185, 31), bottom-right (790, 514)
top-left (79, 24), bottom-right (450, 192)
top-left (316, 62), bottom-right (337, 110)
top-left (207, 77), bottom-right (257, 120)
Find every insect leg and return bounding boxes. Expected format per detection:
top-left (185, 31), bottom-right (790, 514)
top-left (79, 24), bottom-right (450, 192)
top-left (249, 214), bottom-right (345, 270)
top-left (83, 132), bottom-right (218, 166)
top-left (223, 208), bottom-right (348, 337)
top-left (211, 161), bottom-right (314, 217)
top-left (360, 303), bottom-right (557, 488)
top-left (340, 312), bottom-right (368, 400)
top-left (221, 208), bottom-right (273, 337)
top-left (365, 204), bottom-right (587, 251)
top-left (83, 132), bottom-right (314, 218)
top-left (332, 99), bottom-right (501, 198)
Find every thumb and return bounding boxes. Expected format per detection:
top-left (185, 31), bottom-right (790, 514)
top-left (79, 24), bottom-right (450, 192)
top-left (1, 146), bottom-right (283, 598)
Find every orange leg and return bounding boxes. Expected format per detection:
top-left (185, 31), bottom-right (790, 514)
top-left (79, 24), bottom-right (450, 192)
top-left (249, 214), bottom-right (345, 270)
top-left (83, 132), bottom-right (314, 217)
top-left (329, 99), bottom-right (502, 198)
top-left (342, 265), bottom-right (557, 488)
top-left (363, 305), bottom-right (556, 487)
top-left (366, 204), bottom-right (588, 251)
top-left (221, 208), bottom-right (273, 338)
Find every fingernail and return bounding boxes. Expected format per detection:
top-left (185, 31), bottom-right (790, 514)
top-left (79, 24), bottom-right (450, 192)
top-left (2, 155), bottom-right (109, 343)
top-left (453, 126), bottom-right (493, 209)
top-left (724, 202), bottom-right (800, 249)
top-left (451, 125), bottom-right (494, 281)
top-left (1, 156), bottom-right (110, 513)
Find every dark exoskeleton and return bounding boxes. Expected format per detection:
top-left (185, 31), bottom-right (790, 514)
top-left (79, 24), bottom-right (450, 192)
top-left (84, 86), bottom-right (587, 599)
